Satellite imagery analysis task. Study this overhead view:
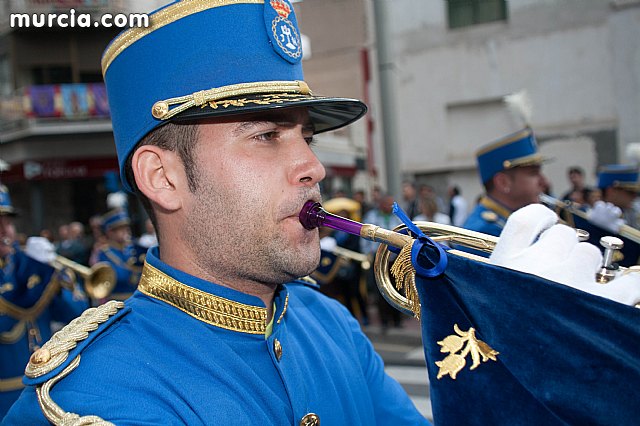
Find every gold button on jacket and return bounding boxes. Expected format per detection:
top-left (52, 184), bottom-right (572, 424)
top-left (273, 338), bottom-right (283, 361)
top-left (300, 413), bottom-right (320, 426)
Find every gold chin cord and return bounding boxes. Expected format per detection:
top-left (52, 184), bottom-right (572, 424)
top-left (299, 201), bottom-right (498, 319)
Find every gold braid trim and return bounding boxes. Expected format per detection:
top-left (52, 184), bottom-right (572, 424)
top-left (0, 376), bottom-right (24, 392)
top-left (138, 263), bottom-right (267, 335)
top-left (0, 278), bottom-right (61, 321)
top-left (36, 356), bottom-right (114, 426)
top-left (276, 293), bottom-right (289, 325)
top-left (0, 320), bottom-right (26, 344)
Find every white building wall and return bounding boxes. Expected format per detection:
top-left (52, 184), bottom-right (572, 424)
top-left (378, 0), bottom-right (638, 207)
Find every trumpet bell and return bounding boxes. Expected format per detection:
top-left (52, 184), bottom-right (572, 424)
top-left (53, 255), bottom-right (117, 300)
top-left (84, 262), bottom-right (117, 299)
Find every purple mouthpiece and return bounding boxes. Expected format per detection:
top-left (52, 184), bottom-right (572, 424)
top-left (299, 201), bottom-right (363, 236)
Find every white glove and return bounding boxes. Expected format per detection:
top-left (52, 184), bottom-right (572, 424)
top-left (573, 272), bottom-right (640, 306)
top-left (25, 236), bottom-right (56, 264)
top-left (587, 200), bottom-right (625, 233)
top-left (490, 204), bottom-right (640, 306)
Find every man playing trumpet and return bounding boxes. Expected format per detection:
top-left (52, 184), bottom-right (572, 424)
top-left (463, 127), bottom-right (546, 237)
top-left (4, 1), bottom-right (428, 424)
top-left (93, 209), bottom-right (144, 303)
top-left (0, 185), bottom-right (88, 418)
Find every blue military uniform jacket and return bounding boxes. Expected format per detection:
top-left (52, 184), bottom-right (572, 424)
top-left (0, 248), bottom-right (87, 417)
top-left (462, 196), bottom-right (512, 237)
top-left (96, 244), bottom-right (144, 300)
top-left (4, 247), bottom-right (428, 425)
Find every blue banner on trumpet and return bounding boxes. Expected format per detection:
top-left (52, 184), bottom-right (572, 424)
top-left (414, 245), bottom-right (640, 425)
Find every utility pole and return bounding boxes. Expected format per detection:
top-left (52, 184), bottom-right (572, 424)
top-left (372, 0), bottom-right (402, 200)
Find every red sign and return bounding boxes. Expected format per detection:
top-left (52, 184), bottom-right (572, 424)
top-left (0, 157), bottom-right (119, 183)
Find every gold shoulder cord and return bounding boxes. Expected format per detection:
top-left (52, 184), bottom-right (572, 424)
top-left (25, 301), bottom-right (124, 425)
top-left (36, 356), bottom-right (114, 426)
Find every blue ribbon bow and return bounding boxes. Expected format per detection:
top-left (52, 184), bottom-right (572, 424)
top-left (392, 202), bottom-right (448, 277)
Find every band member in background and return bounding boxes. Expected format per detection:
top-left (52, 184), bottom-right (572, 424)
top-left (463, 127), bottom-right (546, 236)
top-left (0, 185), bottom-right (88, 417)
top-left (589, 164), bottom-right (640, 231)
top-left (94, 209), bottom-right (143, 302)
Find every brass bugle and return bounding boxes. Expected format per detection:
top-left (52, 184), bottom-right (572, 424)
top-left (300, 201), bottom-right (498, 316)
top-left (53, 256), bottom-right (117, 300)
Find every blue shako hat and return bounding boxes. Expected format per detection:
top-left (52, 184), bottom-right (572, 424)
top-left (475, 127), bottom-right (545, 184)
top-left (101, 209), bottom-right (131, 232)
top-left (102, 0), bottom-right (368, 192)
top-left (597, 164), bottom-right (640, 192)
top-left (0, 185), bottom-right (16, 216)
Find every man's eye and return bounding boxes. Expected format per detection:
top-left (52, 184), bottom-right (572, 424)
top-left (255, 131), bottom-right (278, 141)
top-left (305, 136), bottom-right (316, 146)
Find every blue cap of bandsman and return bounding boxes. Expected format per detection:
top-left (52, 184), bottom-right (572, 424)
top-left (0, 185), bottom-right (16, 216)
top-left (101, 209), bottom-right (131, 232)
top-left (475, 127), bottom-right (546, 184)
top-left (597, 164), bottom-right (640, 192)
top-left (101, 0), bottom-right (368, 192)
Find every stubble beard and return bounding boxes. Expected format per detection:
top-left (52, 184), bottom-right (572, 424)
top-left (182, 181), bottom-right (320, 287)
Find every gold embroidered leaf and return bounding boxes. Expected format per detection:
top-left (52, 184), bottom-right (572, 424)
top-left (437, 335), bottom-right (465, 354)
top-left (435, 325), bottom-right (499, 380)
top-left (477, 340), bottom-right (499, 361)
top-left (435, 354), bottom-right (466, 380)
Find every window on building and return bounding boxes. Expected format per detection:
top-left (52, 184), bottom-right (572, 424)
top-left (79, 71), bottom-right (104, 83)
top-left (447, 0), bottom-right (508, 29)
top-left (32, 66), bottom-right (73, 85)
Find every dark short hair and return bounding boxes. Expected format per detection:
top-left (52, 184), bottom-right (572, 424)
top-left (568, 166), bottom-right (584, 175)
top-left (124, 122), bottom-right (199, 238)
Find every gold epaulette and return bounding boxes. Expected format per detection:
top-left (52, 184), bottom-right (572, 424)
top-left (481, 211), bottom-right (498, 223)
top-left (25, 300), bottom-right (124, 426)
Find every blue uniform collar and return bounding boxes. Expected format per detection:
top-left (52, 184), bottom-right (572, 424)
top-left (141, 247), bottom-right (272, 335)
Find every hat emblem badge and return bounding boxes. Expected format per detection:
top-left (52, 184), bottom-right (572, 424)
top-left (270, 0), bottom-right (301, 59)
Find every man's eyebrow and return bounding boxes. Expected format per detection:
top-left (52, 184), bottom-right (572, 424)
top-left (232, 121), bottom-right (271, 136)
top-left (232, 119), bottom-right (315, 136)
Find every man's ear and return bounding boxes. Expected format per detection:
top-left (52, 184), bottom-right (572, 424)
top-left (493, 171), bottom-right (512, 194)
top-left (131, 145), bottom-right (185, 211)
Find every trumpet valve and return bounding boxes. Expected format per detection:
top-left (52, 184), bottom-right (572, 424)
top-left (596, 236), bottom-right (624, 284)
